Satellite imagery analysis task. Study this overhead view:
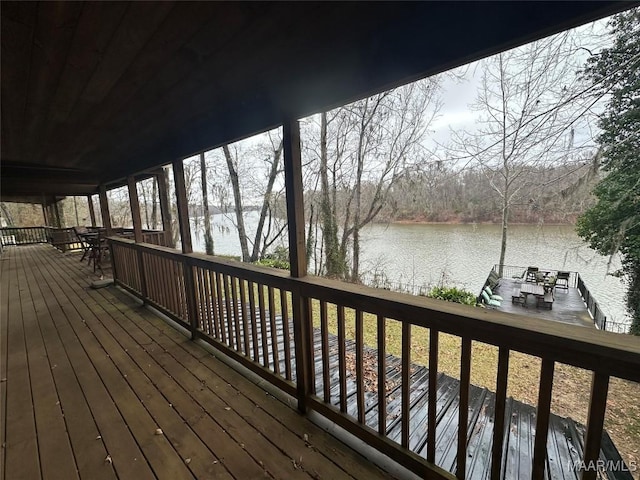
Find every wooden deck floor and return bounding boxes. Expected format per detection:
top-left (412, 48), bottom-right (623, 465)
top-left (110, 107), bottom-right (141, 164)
top-left (493, 279), bottom-right (593, 327)
top-left (0, 245), bottom-right (396, 480)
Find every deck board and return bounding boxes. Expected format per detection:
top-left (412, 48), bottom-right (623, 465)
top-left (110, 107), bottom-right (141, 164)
top-left (18, 251), bottom-right (80, 480)
top-left (1, 245), bottom-right (395, 480)
top-left (3, 249), bottom-right (41, 480)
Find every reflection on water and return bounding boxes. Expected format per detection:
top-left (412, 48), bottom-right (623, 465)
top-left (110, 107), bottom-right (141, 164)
top-left (192, 214), bottom-right (628, 325)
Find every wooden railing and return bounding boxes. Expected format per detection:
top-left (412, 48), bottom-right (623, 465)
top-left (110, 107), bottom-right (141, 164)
top-left (493, 264), bottom-right (579, 287)
top-left (111, 227), bottom-right (172, 247)
top-left (110, 238), bottom-right (640, 480)
top-left (0, 226), bottom-right (50, 246)
top-left (576, 274), bottom-right (609, 331)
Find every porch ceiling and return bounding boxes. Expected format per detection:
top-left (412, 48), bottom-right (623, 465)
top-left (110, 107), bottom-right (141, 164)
top-left (0, 1), bottom-right (631, 200)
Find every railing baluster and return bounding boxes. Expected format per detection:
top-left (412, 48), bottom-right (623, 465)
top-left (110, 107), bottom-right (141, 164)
top-left (281, 291), bottom-right (292, 380)
top-left (377, 315), bottom-right (387, 435)
top-left (427, 329), bottom-right (439, 463)
top-left (320, 300), bottom-right (330, 402)
top-left (258, 283), bottom-right (269, 368)
top-left (223, 274), bottom-right (234, 348)
top-left (356, 309), bottom-right (365, 424)
top-left (239, 279), bottom-right (249, 356)
top-left (209, 269), bottom-right (220, 338)
top-left (169, 258), bottom-right (179, 315)
top-left (215, 272), bottom-right (226, 343)
top-left (231, 276), bottom-right (241, 351)
top-left (248, 281), bottom-right (259, 361)
top-left (268, 286), bottom-right (279, 373)
top-left (457, 337), bottom-right (471, 479)
top-left (532, 358), bottom-right (555, 480)
top-left (337, 305), bottom-right (347, 413)
top-left (491, 347), bottom-right (509, 480)
top-left (307, 298), bottom-right (316, 395)
top-left (175, 259), bottom-right (185, 318)
top-left (401, 321), bottom-right (411, 449)
top-left (192, 266), bottom-right (203, 331)
top-left (202, 268), bottom-right (213, 334)
top-left (160, 257), bottom-right (170, 315)
top-left (581, 372), bottom-right (610, 480)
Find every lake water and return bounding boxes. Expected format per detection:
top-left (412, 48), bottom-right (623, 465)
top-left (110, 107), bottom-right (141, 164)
top-left (191, 212), bottom-right (629, 327)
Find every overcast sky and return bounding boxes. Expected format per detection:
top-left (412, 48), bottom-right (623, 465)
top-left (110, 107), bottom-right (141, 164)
top-left (426, 17), bottom-right (611, 154)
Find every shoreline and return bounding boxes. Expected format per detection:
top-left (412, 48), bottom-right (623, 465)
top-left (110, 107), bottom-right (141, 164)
top-left (388, 220), bottom-right (576, 226)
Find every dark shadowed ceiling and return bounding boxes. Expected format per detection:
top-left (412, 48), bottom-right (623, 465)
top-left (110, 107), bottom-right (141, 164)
top-left (0, 1), bottom-right (632, 201)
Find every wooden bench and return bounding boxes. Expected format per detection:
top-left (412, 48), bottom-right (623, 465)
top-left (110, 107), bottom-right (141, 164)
top-left (511, 287), bottom-right (526, 306)
top-left (50, 228), bottom-right (83, 252)
top-left (537, 292), bottom-right (554, 310)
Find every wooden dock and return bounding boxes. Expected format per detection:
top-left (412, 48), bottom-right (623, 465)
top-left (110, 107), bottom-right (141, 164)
top-left (493, 278), bottom-right (594, 328)
top-left (1, 244), bottom-right (395, 480)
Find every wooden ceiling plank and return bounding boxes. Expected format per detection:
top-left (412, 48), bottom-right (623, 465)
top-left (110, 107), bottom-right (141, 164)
top-left (41, 1), bottom-right (174, 167)
top-left (78, 2), bottom-right (174, 106)
top-left (60, 3), bottom-right (249, 170)
top-left (0, 2), bottom-right (37, 163)
top-left (22, 2), bottom-right (84, 164)
top-left (77, 3), bottom-right (305, 166)
top-left (36, 1), bottom-right (129, 163)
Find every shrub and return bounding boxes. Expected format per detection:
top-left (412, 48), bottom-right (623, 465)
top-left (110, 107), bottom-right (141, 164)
top-left (426, 286), bottom-right (477, 306)
top-left (255, 246), bottom-right (290, 270)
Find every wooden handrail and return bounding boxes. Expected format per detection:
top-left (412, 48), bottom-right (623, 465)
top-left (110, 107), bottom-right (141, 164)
top-left (297, 275), bottom-right (640, 382)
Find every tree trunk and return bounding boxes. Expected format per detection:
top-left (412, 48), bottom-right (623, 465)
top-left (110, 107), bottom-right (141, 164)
top-left (140, 182), bottom-right (150, 229)
top-left (151, 177), bottom-right (158, 229)
top-left (319, 112), bottom-right (346, 278)
top-left (250, 141), bottom-right (283, 262)
top-left (352, 100), bottom-right (368, 282)
top-left (0, 203), bottom-right (14, 226)
top-left (498, 186), bottom-right (509, 277)
top-left (200, 152), bottom-right (214, 255)
top-left (223, 145), bottom-right (250, 262)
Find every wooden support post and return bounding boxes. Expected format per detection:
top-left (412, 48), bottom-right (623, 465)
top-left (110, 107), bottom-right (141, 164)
top-left (491, 347), bottom-right (510, 480)
top-left (98, 185), bottom-right (113, 236)
top-left (41, 201), bottom-right (49, 226)
top-left (532, 359), bottom-right (555, 480)
top-left (127, 176), bottom-right (148, 302)
top-left (87, 195), bottom-right (96, 227)
top-left (156, 168), bottom-right (174, 247)
top-left (457, 337), bottom-right (472, 479)
top-left (172, 159), bottom-right (198, 339)
top-left (127, 176), bottom-right (143, 243)
top-left (53, 198), bottom-right (62, 228)
top-left (581, 373), bottom-right (610, 480)
top-left (283, 117), bottom-right (312, 413)
top-left (172, 159), bottom-right (192, 254)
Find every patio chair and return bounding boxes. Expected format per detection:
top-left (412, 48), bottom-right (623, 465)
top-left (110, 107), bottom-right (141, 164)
top-left (481, 290), bottom-right (501, 308)
top-left (555, 271), bottom-right (570, 291)
top-left (484, 285), bottom-right (503, 301)
top-left (87, 231), bottom-right (110, 273)
top-left (73, 226), bottom-right (91, 261)
top-left (525, 266), bottom-right (539, 283)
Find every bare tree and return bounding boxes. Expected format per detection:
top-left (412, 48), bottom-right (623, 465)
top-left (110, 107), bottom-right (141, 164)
top-left (220, 129), bottom-right (287, 262)
top-left (200, 152), bottom-right (214, 254)
top-left (449, 30), bottom-right (603, 275)
top-left (305, 80), bottom-right (441, 280)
